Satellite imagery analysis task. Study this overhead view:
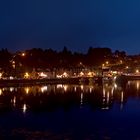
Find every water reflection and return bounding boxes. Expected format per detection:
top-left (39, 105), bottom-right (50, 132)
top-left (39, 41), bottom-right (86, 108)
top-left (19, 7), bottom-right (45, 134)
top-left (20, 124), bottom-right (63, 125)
top-left (22, 103), bottom-right (27, 113)
top-left (0, 81), bottom-right (139, 113)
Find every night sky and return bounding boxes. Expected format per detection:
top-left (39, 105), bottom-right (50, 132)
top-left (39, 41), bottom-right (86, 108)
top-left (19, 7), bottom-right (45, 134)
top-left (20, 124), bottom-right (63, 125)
top-left (1, 0), bottom-right (140, 54)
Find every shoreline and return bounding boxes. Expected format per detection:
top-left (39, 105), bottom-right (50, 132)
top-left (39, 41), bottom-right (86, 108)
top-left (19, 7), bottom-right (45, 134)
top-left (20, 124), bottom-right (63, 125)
top-left (0, 77), bottom-right (97, 87)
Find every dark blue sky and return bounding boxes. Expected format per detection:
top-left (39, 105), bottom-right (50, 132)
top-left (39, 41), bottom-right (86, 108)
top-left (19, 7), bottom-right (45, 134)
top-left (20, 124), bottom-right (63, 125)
top-left (1, 0), bottom-right (140, 54)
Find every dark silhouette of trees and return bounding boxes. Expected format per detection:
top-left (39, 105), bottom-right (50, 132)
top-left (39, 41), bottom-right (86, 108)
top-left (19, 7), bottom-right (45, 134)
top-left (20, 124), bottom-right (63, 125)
top-left (58, 46), bottom-right (73, 68)
top-left (86, 47), bottom-right (112, 66)
top-left (0, 46), bottom-right (129, 78)
top-left (0, 49), bottom-right (12, 72)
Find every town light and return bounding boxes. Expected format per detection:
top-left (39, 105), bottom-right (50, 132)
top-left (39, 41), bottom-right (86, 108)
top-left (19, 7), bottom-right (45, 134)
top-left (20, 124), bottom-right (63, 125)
top-left (21, 52), bottom-right (25, 56)
top-left (136, 69), bottom-right (139, 73)
top-left (24, 72), bottom-right (30, 79)
top-left (126, 66), bottom-right (129, 69)
top-left (39, 72), bottom-right (47, 78)
top-left (106, 61), bottom-right (109, 65)
top-left (87, 72), bottom-right (93, 77)
top-left (25, 87), bottom-right (30, 94)
top-left (22, 104), bottom-right (27, 113)
top-left (80, 72), bottom-right (84, 76)
top-left (0, 73), bottom-right (2, 79)
top-left (120, 60), bottom-right (123, 64)
top-left (63, 72), bottom-right (68, 77)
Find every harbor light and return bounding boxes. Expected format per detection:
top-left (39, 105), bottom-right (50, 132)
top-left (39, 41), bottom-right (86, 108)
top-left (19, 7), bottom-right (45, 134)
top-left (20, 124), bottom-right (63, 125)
top-left (56, 75), bottom-right (62, 78)
top-left (102, 63), bottom-right (105, 67)
top-left (0, 73), bottom-right (2, 79)
top-left (106, 61), bottom-right (109, 65)
top-left (41, 86), bottom-right (48, 93)
top-left (80, 72), bottom-right (84, 76)
top-left (87, 72), bottom-right (94, 77)
top-left (39, 72), bottom-right (47, 78)
top-left (25, 87), bottom-right (30, 94)
top-left (62, 72), bottom-right (69, 77)
top-left (136, 69), bottom-right (139, 73)
top-left (113, 76), bottom-right (117, 80)
top-left (0, 89), bottom-right (2, 95)
top-left (12, 61), bottom-right (15, 69)
top-left (126, 66), bottom-right (129, 69)
top-left (21, 52), bottom-right (25, 56)
top-left (24, 72), bottom-right (30, 79)
top-left (22, 104), bottom-right (27, 114)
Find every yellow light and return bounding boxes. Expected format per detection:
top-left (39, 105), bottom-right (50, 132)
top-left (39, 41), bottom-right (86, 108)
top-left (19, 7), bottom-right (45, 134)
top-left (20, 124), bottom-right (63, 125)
top-left (12, 61), bottom-right (15, 64)
top-left (120, 60), bottom-right (123, 64)
top-left (63, 85), bottom-right (68, 92)
top-left (24, 72), bottom-right (29, 79)
top-left (39, 72), bottom-right (47, 78)
top-left (80, 72), bottom-right (84, 76)
top-left (74, 87), bottom-right (77, 92)
top-left (121, 91), bottom-right (124, 102)
top-left (0, 89), bottom-right (2, 95)
top-left (126, 66), bottom-right (129, 69)
top-left (114, 83), bottom-right (117, 89)
top-left (12, 96), bottom-right (16, 107)
top-left (136, 69), bottom-right (139, 73)
top-left (56, 75), bottom-right (62, 78)
top-left (136, 81), bottom-right (140, 90)
top-left (21, 53), bottom-right (25, 56)
top-left (22, 104), bottom-right (27, 113)
top-left (41, 86), bottom-right (48, 93)
top-left (106, 61), bottom-right (109, 65)
top-left (107, 92), bottom-right (110, 104)
top-left (25, 87), bottom-right (29, 94)
top-left (90, 87), bottom-right (92, 93)
top-left (57, 84), bottom-right (63, 89)
top-left (80, 92), bottom-right (83, 105)
top-left (80, 85), bottom-right (84, 91)
top-left (63, 72), bottom-right (68, 77)
top-left (88, 72), bottom-right (92, 77)
top-left (114, 76), bottom-right (117, 80)
top-left (13, 96), bottom-right (16, 104)
top-left (10, 87), bottom-right (14, 92)
top-left (0, 73), bottom-right (2, 79)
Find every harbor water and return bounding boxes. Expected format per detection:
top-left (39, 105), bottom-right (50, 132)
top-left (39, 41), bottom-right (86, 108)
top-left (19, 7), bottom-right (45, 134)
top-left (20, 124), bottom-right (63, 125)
top-left (0, 81), bottom-right (140, 139)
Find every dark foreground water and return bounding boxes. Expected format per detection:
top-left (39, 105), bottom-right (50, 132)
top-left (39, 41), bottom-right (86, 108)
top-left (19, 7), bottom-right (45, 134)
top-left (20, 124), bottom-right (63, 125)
top-left (0, 81), bottom-right (140, 139)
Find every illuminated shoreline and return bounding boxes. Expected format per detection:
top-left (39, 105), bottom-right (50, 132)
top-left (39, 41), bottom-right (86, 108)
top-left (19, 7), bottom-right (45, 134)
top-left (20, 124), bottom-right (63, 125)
top-left (0, 77), bottom-right (98, 87)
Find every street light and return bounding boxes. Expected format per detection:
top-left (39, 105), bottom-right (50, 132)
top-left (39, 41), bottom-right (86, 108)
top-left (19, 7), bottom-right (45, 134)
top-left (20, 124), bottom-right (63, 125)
top-left (136, 69), bottom-right (139, 73)
top-left (126, 66), bottom-right (129, 69)
top-left (0, 73), bottom-right (2, 79)
top-left (106, 61), bottom-right (109, 65)
top-left (24, 72), bottom-right (30, 79)
top-left (21, 52), bottom-right (25, 56)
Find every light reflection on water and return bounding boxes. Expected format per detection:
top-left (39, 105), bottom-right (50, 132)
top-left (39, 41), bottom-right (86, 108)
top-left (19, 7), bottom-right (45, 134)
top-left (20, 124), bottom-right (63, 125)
top-left (0, 81), bottom-right (140, 139)
top-left (0, 81), bottom-right (137, 113)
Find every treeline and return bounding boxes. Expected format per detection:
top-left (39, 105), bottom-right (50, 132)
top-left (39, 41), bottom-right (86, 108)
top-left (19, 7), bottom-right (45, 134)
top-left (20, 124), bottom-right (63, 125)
top-left (0, 47), bottom-right (127, 72)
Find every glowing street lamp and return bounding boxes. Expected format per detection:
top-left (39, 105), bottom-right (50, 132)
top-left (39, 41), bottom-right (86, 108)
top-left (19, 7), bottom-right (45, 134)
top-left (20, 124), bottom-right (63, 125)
top-left (21, 52), bottom-right (25, 56)
top-left (106, 61), bottom-right (109, 65)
